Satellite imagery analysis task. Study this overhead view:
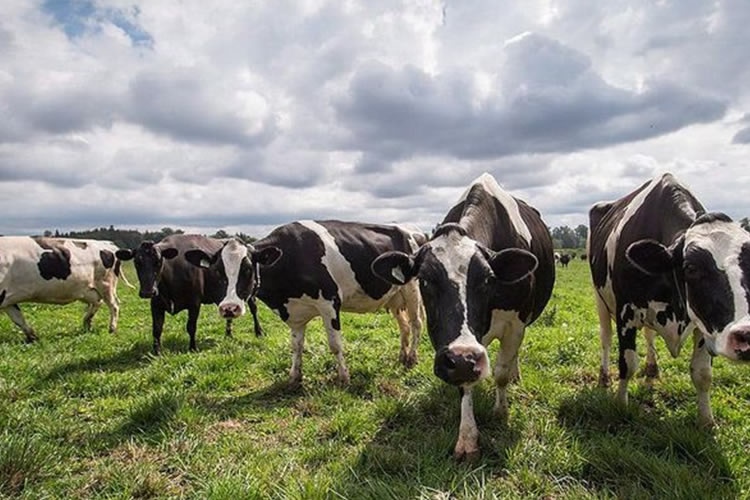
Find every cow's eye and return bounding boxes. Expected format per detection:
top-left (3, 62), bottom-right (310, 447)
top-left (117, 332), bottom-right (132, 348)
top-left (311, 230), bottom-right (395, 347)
top-left (684, 264), bottom-right (701, 280)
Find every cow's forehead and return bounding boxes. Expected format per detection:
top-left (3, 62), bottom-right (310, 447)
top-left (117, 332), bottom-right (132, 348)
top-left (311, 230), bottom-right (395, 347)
top-left (222, 240), bottom-right (248, 266)
top-left (686, 221), bottom-right (749, 263)
top-left (426, 232), bottom-right (479, 281)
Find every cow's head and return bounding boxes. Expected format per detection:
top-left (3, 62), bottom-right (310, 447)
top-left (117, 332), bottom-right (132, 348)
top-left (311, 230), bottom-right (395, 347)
top-left (628, 212), bottom-right (750, 361)
top-left (183, 239), bottom-right (282, 319)
top-left (372, 224), bottom-right (538, 387)
top-left (115, 241), bottom-right (177, 298)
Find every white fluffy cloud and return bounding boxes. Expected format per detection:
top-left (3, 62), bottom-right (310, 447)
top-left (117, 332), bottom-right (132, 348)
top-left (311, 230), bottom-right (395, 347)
top-left (1, 0), bottom-right (749, 236)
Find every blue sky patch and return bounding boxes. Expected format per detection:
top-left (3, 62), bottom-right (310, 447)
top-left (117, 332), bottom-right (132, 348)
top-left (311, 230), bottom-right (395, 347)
top-left (43, 0), bottom-right (153, 47)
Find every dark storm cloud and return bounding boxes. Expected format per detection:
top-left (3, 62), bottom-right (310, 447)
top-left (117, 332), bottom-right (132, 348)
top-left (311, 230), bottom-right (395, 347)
top-left (335, 33), bottom-right (727, 171)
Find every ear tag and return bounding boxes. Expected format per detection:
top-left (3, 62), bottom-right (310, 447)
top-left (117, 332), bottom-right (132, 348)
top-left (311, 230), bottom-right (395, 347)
top-left (391, 267), bottom-right (405, 284)
top-left (200, 258), bottom-right (211, 268)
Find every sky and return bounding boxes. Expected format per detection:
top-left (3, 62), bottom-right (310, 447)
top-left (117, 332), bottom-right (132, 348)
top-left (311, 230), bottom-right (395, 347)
top-left (1, 0), bottom-right (749, 237)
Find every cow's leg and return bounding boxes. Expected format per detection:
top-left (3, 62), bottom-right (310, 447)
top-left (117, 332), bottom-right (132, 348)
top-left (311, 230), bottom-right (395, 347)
top-left (454, 386), bottom-right (480, 460)
top-left (391, 308), bottom-right (412, 367)
top-left (595, 291), bottom-right (613, 387)
top-left (186, 306), bottom-right (199, 352)
top-left (690, 330), bottom-right (714, 427)
top-left (82, 301), bottom-right (101, 331)
top-left (494, 322), bottom-right (525, 422)
top-left (288, 323), bottom-right (307, 386)
top-left (321, 304), bottom-right (350, 385)
top-left (5, 305), bottom-right (37, 343)
top-left (100, 285), bottom-right (119, 334)
top-left (225, 319), bottom-right (233, 338)
top-left (643, 327), bottom-right (659, 384)
top-left (616, 305), bottom-right (639, 406)
top-left (404, 281), bottom-right (423, 368)
top-left (248, 298), bottom-right (264, 337)
top-left (151, 300), bottom-right (165, 355)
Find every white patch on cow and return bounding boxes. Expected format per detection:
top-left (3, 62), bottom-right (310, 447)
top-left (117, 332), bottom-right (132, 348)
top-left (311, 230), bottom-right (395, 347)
top-left (430, 231), bottom-right (491, 380)
top-left (460, 173), bottom-right (532, 245)
top-left (219, 240), bottom-right (249, 315)
top-left (685, 219), bottom-right (750, 359)
top-left (298, 220), bottom-right (398, 313)
top-left (645, 300), bottom-right (690, 357)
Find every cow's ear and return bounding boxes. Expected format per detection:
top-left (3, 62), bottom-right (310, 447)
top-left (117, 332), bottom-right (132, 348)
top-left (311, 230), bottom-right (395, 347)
top-left (372, 251), bottom-right (418, 285)
top-left (490, 248), bottom-right (538, 284)
top-left (183, 249), bottom-right (214, 268)
top-left (115, 249), bottom-right (134, 261)
top-left (251, 246), bottom-right (282, 267)
top-left (626, 239), bottom-right (673, 275)
top-left (161, 248), bottom-right (179, 260)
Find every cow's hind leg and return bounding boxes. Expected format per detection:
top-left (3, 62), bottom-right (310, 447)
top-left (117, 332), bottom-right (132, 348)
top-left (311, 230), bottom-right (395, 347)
top-left (391, 308), bottom-right (412, 368)
top-left (100, 284), bottom-right (119, 334)
top-left (595, 291), bottom-right (614, 387)
top-left (691, 330), bottom-right (714, 427)
top-left (494, 322), bottom-right (525, 422)
top-left (5, 305), bottom-right (36, 342)
top-left (186, 306), bottom-right (199, 352)
top-left (321, 303), bottom-right (350, 385)
top-left (288, 322), bottom-right (307, 386)
top-left (643, 327), bottom-right (659, 385)
top-left (616, 305), bottom-right (639, 406)
top-left (82, 301), bottom-right (101, 332)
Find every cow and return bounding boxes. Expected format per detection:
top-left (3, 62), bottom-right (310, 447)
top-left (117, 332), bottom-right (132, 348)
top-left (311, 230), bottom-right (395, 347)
top-left (554, 252), bottom-right (561, 264)
top-left (588, 172), bottom-right (750, 427)
top-left (372, 173), bottom-right (555, 460)
top-left (181, 221), bottom-right (425, 384)
top-left (115, 234), bottom-right (268, 354)
top-left (559, 253), bottom-right (571, 267)
top-left (0, 236), bottom-right (128, 341)
top-left (580, 253), bottom-right (587, 261)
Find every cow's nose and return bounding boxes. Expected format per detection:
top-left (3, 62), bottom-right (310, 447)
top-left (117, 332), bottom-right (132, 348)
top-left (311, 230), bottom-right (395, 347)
top-left (434, 347), bottom-right (486, 385)
top-left (729, 328), bottom-right (750, 361)
top-left (219, 303), bottom-right (242, 319)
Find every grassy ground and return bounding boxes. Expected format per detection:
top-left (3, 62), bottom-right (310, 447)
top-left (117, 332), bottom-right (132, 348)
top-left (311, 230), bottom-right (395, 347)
top-left (1, 260), bottom-right (748, 499)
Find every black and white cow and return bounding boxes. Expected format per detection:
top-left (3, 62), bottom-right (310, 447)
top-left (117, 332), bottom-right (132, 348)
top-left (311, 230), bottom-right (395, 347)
top-left (588, 172), bottom-right (750, 426)
top-left (115, 234), bottom-right (268, 354)
top-left (0, 236), bottom-right (127, 341)
top-left (559, 254), bottom-right (571, 267)
top-left (182, 221), bottom-right (425, 384)
top-left (372, 173), bottom-right (555, 459)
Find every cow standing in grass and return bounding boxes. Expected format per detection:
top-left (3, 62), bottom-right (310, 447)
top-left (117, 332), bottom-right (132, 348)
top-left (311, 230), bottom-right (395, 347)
top-left (588, 173), bottom-right (750, 426)
top-left (182, 221), bottom-right (425, 384)
top-left (0, 237), bottom-right (127, 340)
top-left (372, 173), bottom-right (555, 459)
top-left (116, 234), bottom-right (269, 354)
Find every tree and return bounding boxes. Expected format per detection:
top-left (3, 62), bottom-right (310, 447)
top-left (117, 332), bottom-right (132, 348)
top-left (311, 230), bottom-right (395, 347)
top-left (551, 225), bottom-right (579, 249)
top-left (212, 229), bottom-right (230, 239)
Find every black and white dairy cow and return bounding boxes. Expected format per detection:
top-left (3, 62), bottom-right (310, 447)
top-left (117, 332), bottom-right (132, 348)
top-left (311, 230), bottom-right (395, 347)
top-left (182, 221), bottom-right (425, 384)
top-left (0, 236), bottom-right (127, 341)
top-left (372, 173), bottom-right (555, 459)
top-left (589, 172), bottom-right (750, 426)
top-left (116, 234), bottom-right (268, 354)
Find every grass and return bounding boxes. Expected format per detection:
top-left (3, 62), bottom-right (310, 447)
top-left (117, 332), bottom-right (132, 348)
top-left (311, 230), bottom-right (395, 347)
top-left (0, 260), bottom-right (748, 499)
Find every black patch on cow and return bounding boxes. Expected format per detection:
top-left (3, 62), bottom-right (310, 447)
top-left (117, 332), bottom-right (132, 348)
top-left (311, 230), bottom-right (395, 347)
top-left (684, 246), bottom-right (734, 333)
top-left (692, 212), bottom-right (733, 226)
top-left (72, 241), bottom-right (88, 249)
top-left (100, 250), bottom-right (115, 269)
top-left (417, 248), bottom-right (465, 350)
top-left (0, 289), bottom-right (5, 307)
top-left (33, 238), bottom-right (72, 280)
top-left (698, 338), bottom-right (705, 348)
top-left (740, 243), bottom-right (750, 314)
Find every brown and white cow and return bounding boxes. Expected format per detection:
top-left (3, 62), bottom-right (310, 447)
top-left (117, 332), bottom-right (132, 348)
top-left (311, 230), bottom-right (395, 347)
top-left (0, 236), bottom-right (128, 341)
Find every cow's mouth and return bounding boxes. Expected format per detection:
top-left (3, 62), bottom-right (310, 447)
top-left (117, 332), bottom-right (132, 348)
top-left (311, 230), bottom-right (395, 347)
top-left (730, 330), bottom-right (750, 361)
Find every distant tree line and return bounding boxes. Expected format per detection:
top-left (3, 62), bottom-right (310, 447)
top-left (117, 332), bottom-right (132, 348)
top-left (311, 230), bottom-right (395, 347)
top-left (40, 225), bottom-right (256, 249)
top-left (550, 224), bottom-right (588, 249)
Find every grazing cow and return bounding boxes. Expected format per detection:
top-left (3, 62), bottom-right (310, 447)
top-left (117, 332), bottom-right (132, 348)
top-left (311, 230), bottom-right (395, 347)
top-left (588, 172), bottom-right (750, 426)
top-left (372, 173), bottom-right (555, 459)
top-left (115, 234), bottom-right (265, 354)
top-left (580, 253), bottom-right (587, 261)
top-left (182, 221), bottom-right (425, 383)
top-left (0, 237), bottom-right (127, 340)
top-left (559, 254), bottom-right (571, 267)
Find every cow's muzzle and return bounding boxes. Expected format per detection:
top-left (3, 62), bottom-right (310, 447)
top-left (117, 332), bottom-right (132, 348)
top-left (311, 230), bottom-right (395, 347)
top-left (434, 346), bottom-right (487, 385)
top-left (728, 328), bottom-right (750, 361)
top-left (219, 303), bottom-right (243, 319)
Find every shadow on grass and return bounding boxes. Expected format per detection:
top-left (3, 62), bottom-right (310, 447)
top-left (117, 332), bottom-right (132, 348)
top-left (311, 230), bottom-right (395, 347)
top-left (557, 388), bottom-right (737, 500)
top-left (191, 379), bottom-right (305, 419)
top-left (331, 383), bottom-right (522, 499)
top-left (38, 342), bottom-right (153, 385)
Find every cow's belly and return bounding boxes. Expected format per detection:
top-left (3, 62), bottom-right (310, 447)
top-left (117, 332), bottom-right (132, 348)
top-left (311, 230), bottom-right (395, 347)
top-left (340, 287), bottom-right (397, 313)
top-left (481, 309), bottom-right (523, 345)
top-left (2, 266), bottom-right (97, 306)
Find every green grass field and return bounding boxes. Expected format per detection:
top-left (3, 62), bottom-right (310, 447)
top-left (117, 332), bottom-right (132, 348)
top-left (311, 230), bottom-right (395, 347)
top-left (1, 260), bottom-right (749, 499)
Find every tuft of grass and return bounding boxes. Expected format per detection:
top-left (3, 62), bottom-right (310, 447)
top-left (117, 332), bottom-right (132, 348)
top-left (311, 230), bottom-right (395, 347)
top-left (0, 432), bottom-right (59, 496)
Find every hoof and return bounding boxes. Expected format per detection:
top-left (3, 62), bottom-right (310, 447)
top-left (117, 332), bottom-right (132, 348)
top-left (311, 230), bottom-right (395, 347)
top-left (698, 415), bottom-right (716, 430)
top-left (254, 327), bottom-right (264, 338)
top-left (400, 352), bottom-right (417, 369)
top-left (598, 368), bottom-right (610, 388)
top-left (24, 333), bottom-right (37, 344)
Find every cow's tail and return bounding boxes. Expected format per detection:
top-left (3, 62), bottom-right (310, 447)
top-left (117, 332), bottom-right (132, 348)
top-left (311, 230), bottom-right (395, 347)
top-left (114, 259), bottom-right (136, 289)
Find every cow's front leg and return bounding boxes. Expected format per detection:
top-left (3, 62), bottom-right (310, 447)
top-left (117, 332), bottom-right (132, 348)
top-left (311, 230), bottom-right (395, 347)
top-left (186, 306), bottom-right (199, 352)
top-left (225, 319), bottom-right (233, 338)
top-left (323, 307), bottom-right (350, 385)
top-left (392, 309), bottom-right (413, 367)
top-left (616, 306), bottom-right (638, 406)
top-left (494, 324), bottom-right (525, 422)
top-left (151, 300), bottom-right (165, 355)
top-left (690, 330), bottom-right (714, 428)
top-left (454, 386), bottom-right (480, 461)
top-left (248, 298), bottom-right (264, 337)
top-left (643, 328), bottom-right (659, 385)
top-left (5, 305), bottom-right (37, 343)
top-left (288, 323), bottom-right (307, 386)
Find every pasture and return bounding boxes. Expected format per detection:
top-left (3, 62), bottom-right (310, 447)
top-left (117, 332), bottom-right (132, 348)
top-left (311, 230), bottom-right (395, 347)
top-left (1, 259), bottom-right (748, 499)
